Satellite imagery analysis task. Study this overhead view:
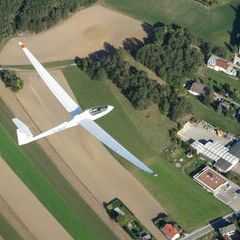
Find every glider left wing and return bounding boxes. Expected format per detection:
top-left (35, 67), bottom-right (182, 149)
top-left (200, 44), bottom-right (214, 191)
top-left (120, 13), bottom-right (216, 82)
top-left (79, 119), bottom-right (157, 176)
top-left (18, 42), bottom-right (81, 117)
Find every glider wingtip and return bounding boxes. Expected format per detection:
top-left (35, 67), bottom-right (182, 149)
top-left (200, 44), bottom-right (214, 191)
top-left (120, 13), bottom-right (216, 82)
top-left (18, 41), bottom-right (26, 48)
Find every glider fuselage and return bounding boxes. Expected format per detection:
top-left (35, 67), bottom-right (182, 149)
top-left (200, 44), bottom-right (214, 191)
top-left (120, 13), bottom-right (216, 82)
top-left (25, 105), bottom-right (114, 144)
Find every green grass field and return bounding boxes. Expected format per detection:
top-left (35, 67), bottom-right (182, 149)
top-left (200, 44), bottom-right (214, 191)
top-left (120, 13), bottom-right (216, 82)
top-left (0, 215), bottom-right (23, 240)
top-left (198, 66), bottom-right (240, 90)
top-left (0, 99), bottom-right (118, 240)
top-left (63, 66), bottom-right (231, 232)
top-left (103, 0), bottom-right (239, 47)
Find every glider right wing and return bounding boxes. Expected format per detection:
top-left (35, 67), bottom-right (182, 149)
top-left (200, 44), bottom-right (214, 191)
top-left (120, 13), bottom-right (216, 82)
top-left (79, 118), bottom-right (157, 176)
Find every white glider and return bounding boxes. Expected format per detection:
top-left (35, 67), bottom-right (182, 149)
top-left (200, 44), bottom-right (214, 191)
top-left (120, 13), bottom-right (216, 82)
top-left (12, 42), bottom-right (157, 176)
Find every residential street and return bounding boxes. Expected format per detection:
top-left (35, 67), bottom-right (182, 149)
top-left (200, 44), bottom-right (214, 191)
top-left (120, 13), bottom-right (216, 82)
top-left (182, 212), bottom-right (238, 240)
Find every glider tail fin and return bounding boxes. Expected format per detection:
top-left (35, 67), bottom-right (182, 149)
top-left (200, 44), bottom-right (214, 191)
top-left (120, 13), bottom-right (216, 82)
top-left (12, 118), bottom-right (33, 145)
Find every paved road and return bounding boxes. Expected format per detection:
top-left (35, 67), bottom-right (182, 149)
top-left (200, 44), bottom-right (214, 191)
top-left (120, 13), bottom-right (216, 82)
top-left (182, 212), bottom-right (239, 240)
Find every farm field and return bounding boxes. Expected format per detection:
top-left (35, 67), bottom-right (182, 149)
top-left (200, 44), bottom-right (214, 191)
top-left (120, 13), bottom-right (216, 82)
top-left (0, 215), bottom-right (22, 240)
top-left (102, 0), bottom-right (239, 47)
top-left (0, 69), bottom-right (165, 239)
top-left (64, 66), bottom-right (231, 232)
top-left (0, 5), bottom-right (146, 65)
top-left (0, 158), bottom-right (73, 240)
top-left (0, 99), bottom-right (118, 240)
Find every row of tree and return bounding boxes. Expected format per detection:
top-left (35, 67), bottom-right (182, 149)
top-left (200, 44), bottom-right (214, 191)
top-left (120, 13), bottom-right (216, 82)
top-left (0, 0), bottom-right (95, 42)
top-left (75, 47), bottom-right (192, 120)
top-left (0, 70), bottom-right (24, 91)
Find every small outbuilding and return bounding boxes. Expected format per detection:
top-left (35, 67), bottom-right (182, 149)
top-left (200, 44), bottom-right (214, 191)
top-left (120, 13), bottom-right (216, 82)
top-left (187, 81), bottom-right (206, 96)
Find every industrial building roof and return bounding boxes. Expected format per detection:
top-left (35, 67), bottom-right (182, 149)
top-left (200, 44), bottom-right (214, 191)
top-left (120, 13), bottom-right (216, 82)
top-left (229, 141), bottom-right (240, 158)
top-left (214, 158), bottom-right (232, 172)
top-left (191, 140), bottom-right (239, 172)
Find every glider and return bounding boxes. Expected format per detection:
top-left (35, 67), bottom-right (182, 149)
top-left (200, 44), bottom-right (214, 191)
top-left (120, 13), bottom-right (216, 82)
top-left (12, 42), bottom-right (157, 176)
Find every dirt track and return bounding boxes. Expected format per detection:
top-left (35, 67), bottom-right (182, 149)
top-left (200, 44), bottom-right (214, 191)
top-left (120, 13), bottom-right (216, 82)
top-left (0, 70), bottom-right (165, 239)
top-left (0, 158), bottom-right (73, 240)
top-left (0, 5), bottom-right (146, 65)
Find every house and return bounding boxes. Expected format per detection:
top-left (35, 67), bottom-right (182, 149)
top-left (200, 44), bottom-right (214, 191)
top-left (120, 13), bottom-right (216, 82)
top-left (220, 101), bottom-right (231, 111)
top-left (187, 81), bottom-right (206, 96)
top-left (219, 223), bottom-right (238, 240)
top-left (162, 223), bottom-right (180, 240)
top-left (193, 167), bottom-right (229, 194)
top-left (207, 55), bottom-right (237, 76)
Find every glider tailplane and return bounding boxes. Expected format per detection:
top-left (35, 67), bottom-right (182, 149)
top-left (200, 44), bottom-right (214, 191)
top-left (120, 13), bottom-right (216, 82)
top-left (12, 118), bottom-right (33, 145)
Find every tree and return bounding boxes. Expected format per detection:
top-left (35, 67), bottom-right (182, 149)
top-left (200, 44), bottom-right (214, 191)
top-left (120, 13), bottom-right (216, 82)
top-left (0, 70), bottom-right (24, 91)
top-left (0, 0), bottom-right (96, 43)
top-left (94, 68), bottom-right (107, 81)
top-left (159, 98), bottom-right (170, 115)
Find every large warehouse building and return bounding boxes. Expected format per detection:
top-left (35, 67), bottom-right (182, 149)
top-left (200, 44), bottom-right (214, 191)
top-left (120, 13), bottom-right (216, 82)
top-left (191, 140), bottom-right (240, 172)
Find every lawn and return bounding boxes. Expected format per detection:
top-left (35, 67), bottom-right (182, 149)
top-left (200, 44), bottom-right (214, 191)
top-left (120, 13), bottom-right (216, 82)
top-left (0, 215), bottom-right (23, 240)
top-left (198, 66), bottom-right (240, 90)
top-left (102, 0), bottom-right (239, 47)
top-left (0, 99), bottom-right (118, 240)
top-left (63, 66), bottom-right (231, 232)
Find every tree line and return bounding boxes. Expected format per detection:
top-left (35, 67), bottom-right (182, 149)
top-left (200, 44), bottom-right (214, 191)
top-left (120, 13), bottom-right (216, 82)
top-left (75, 47), bottom-right (192, 121)
top-left (0, 0), bottom-right (96, 43)
top-left (75, 23), bottom-right (226, 122)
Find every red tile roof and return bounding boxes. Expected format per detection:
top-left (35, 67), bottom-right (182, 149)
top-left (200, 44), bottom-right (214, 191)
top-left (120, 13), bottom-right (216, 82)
top-left (163, 224), bottom-right (179, 239)
top-left (216, 59), bottom-right (229, 70)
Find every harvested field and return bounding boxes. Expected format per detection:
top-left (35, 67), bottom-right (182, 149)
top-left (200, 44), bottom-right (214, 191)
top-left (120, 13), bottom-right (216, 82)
top-left (0, 158), bottom-right (73, 240)
top-left (0, 5), bottom-right (146, 65)
top-left (0, 69), bottom-right (165, 239)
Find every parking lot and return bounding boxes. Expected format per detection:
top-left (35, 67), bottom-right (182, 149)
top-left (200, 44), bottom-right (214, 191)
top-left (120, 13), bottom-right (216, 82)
top-left (178, 121), bottom-right (234, 146)
top-left (215, 181), bottom-right (240, 211)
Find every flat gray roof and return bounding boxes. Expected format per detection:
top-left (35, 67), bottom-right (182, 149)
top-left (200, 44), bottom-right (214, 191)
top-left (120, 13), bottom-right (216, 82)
top-left (215, 158), bottom-right (232, 172)
top-left (229, 141), bottom-right (240, 158)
